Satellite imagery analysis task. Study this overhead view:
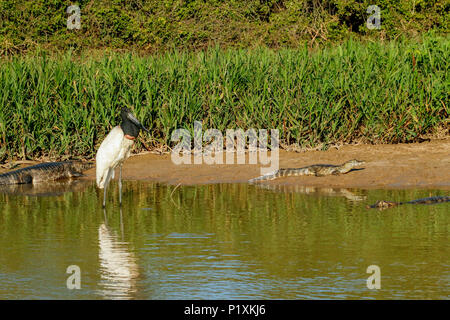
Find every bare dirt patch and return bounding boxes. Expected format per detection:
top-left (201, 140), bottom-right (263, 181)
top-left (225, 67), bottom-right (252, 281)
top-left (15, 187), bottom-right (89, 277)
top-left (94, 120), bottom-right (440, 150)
top-left (2, 138), bottom-right (449, 189)
top-left (87, 138), bottom-right (450, 189)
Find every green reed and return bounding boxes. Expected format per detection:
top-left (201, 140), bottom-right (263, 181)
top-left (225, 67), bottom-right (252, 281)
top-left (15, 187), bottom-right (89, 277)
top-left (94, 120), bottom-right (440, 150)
top-left (0, 34), bottom-right (448, 161)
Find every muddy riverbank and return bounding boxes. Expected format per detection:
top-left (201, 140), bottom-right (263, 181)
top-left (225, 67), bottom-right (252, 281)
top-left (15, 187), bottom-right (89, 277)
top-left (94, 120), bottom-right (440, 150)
top-left (88, 138), bottom-right (450, 189)
top-left (2, 138), bottom-right (449, 189)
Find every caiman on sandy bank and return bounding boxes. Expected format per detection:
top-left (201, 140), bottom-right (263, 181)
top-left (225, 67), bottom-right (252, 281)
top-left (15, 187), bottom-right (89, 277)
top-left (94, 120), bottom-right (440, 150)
top-left (0, 161), bottom-right (93, 185)
top-left (367, 196), bottom-right (450, 210)
top-left (248, 159), bottom-right (365, 182)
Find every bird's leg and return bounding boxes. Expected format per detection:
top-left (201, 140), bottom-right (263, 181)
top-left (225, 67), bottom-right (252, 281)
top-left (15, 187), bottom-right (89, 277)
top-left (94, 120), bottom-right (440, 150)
top-left (103, 168), bottom-right (114, 208)
top-left (119, 164), bottom-right (123, 206)
top-left (103, 183), bottom-right (107, 208)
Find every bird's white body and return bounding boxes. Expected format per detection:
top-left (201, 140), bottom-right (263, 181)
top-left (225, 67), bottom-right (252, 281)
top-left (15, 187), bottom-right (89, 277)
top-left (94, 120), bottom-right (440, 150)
top-left (96, 126), bottom-right (134, 189)
top-left (96, 107), bottom-right (147, 207)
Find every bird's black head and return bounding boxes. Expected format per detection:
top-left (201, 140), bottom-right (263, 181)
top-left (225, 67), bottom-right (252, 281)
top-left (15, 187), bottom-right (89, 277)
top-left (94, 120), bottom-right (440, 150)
top-left (120, 107), bottom-right (149, 138)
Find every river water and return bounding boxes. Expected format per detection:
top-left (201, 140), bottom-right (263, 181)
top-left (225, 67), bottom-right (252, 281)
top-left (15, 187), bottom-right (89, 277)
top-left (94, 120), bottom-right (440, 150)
top-left (0, 181), bottom-right (448, 299)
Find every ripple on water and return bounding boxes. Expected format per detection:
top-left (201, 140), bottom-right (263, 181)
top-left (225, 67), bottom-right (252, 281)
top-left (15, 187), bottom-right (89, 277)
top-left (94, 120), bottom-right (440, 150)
top-left (0, 182), bottom-right (448, 299)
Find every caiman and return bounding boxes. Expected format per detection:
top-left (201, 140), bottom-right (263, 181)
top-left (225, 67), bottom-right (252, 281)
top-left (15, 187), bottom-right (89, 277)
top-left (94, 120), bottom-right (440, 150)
top-left (367, 196), bottom-right (450, 210)
top-left (0, 161), bottom-right (93, 185)
top-left (248, 159), bottom-right (365, 183)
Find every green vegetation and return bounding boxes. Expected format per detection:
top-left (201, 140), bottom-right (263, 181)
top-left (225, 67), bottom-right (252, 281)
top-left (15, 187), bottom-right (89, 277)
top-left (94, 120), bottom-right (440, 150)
top-left (0, 34), bottom-right (448, 161)
top-left (0, 1), bottom-right (448, 161)
top-left (0, 0), bottom-right (448, 55)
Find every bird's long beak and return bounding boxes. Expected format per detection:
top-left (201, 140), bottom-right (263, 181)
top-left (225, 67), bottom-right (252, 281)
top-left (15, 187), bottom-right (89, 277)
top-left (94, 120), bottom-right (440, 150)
top-left (126, 111), bottom-right (149, 133)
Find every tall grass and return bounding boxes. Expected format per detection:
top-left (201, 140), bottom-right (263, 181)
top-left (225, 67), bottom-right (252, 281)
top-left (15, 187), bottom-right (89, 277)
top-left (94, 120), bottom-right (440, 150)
top-left (0, 35), bottom-right (448, 161)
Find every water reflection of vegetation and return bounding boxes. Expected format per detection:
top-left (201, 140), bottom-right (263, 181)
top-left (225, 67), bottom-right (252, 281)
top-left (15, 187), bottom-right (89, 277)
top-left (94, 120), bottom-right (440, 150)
top-left (0, 182), bottom-right (448, 299)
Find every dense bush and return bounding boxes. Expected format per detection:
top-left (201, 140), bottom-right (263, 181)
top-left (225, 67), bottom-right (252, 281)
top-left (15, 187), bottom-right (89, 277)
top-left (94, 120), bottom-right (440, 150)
top-left (0, 0), bottom-right (448, 55)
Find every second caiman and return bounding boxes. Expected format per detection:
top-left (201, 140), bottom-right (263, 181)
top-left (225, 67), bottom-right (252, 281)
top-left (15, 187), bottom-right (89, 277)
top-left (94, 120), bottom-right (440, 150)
top-left (0, 161), bottom-right (93, 185)
top-left (367, 196), bottom-right (450, 209)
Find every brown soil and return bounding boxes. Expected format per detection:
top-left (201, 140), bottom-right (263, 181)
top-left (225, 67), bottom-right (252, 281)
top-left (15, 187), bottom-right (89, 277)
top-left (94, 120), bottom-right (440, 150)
top-left (91, 138), bottom-right (450, 189)
top-left (2, 138), bottom-right (449, 189)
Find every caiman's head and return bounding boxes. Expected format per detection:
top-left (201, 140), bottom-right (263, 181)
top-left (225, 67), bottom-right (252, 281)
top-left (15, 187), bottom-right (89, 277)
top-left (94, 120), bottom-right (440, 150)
top-left (366, 200), bottom-right (398, 210)
top-left (344, 159), bottom-right (365, 168)
top-left (71, 161), bottom-right (94, 172)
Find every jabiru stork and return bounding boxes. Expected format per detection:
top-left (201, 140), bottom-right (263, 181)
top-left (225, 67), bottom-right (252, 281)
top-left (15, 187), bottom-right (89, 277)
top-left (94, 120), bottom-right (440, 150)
top-left (96, 107), bottom-right (148, 207)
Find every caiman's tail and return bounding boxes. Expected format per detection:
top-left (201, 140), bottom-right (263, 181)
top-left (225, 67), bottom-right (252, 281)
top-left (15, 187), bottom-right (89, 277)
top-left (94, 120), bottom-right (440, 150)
top-left (248, 170), bottom-right (280, 182)
top-left (248, 168), bottom-right (308, 183)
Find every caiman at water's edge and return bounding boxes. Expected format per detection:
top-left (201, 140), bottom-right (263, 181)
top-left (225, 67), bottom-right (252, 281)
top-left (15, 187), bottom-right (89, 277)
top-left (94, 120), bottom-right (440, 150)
top-left (249, 159), bottom-right (365, 182)
top-left (367, 196), bottom-right (450, 210)
top-left (0, 161), bottom-right (93, 185)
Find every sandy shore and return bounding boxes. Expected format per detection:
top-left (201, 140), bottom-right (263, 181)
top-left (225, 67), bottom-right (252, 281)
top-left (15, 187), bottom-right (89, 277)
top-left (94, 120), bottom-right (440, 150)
top-left (2, 138), bottom-right (449, 189)
top-left (87, 138), bottom-right (450, 189)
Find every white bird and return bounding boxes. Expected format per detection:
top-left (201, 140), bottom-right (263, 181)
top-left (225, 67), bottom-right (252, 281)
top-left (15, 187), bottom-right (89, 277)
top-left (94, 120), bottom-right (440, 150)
top-left (96, 107), bottom-right (148, 207)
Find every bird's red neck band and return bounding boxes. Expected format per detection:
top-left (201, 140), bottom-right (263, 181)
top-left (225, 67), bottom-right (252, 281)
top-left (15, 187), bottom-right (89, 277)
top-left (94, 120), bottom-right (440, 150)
top-left (124, 134), bottom-right (136, 141)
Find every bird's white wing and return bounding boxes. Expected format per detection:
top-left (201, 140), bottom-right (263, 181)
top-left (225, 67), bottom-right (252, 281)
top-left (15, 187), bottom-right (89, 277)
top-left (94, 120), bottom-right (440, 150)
top-left (96, 126), bottom-right (124, 188)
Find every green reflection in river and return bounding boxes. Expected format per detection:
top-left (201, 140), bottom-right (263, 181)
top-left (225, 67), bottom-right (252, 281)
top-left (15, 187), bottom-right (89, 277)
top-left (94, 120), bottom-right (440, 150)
top-left (0, 181), bottom-right (448, 299)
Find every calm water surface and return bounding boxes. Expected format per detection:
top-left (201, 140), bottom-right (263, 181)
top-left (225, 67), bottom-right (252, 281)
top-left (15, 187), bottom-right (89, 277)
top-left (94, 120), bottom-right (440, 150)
top-left (0, 181), bottom-right (448, 299)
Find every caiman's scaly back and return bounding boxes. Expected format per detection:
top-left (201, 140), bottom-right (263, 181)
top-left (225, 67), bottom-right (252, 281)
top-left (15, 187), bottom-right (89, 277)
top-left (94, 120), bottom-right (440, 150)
top-left (248, 159), bottom-right (365, 183)
top-left (0, 161), bottom-right (93, 185)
